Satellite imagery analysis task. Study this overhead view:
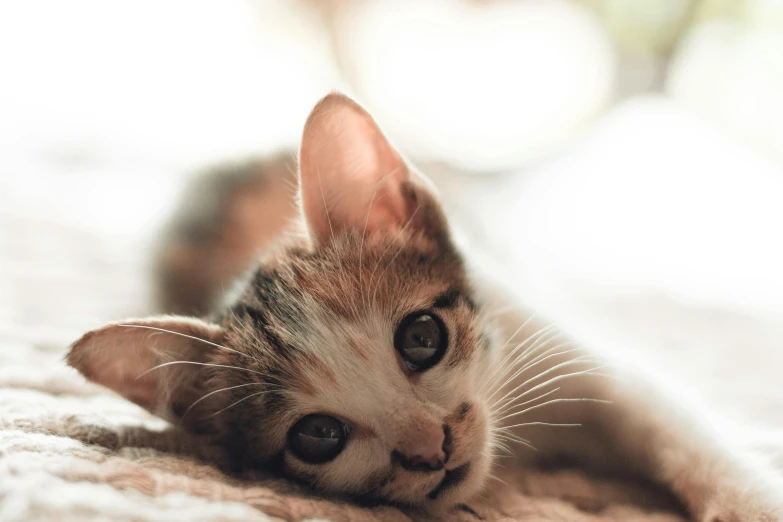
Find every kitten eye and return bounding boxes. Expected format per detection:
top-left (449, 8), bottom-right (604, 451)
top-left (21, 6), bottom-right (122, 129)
top-left (394, 311), bottom-right (448, 371)
top-left (287, 414), bottom-right (349, 464)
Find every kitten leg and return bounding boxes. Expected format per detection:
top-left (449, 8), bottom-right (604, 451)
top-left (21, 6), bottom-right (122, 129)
top-left (487, 301), bottom-right (783, 521)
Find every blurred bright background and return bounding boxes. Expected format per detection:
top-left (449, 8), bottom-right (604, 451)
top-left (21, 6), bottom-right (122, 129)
top-left (2, 0), bottom-right (783, 416)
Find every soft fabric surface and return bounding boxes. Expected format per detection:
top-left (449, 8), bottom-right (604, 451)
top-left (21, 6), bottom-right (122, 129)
top-left (2, 177), bottom-right (783, 522)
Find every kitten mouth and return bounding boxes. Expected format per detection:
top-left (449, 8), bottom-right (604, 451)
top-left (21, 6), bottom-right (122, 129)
top-left (427, 463), bottom-right (471, 500)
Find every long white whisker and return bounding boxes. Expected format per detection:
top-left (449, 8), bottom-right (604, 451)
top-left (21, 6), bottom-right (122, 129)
top-left (494, 397), bottom-right (611, 424)
top-left (491, 424), bottom-right (532, 438)
top-left (491, 356), bottom-right (599, 410)
top-left (179, 382), bottom-right (263, 422)
top-left (510, 339), bottom-right (579, 377)
top-left (488, 317), bottom-right (546, 373)
top-left (136, 360), bottom-right (263, 379)
top-left (485, 473), bottom-right (510, 486)
top-left (483, 328), bottom-right (564, 399)
top-left (493, 387), bottom-right (561, 418)
top-left (478, 320), bottom-right (553, 395)
top-left (209, 389), bottom-right (275, 417)
top-left (492, 433), bottom-right (538, 452)
top-left (491, 346), bottom-right (581, 410)
top-left (118, 324), bottom-right (251, 360)
top-left (489, 440), bottom-right (514, 456)
top-left (500, 421), bottom-right (582, 430)
top-left (492, 428), bottom-right (533, 444)
top-left (499, 366), bottom-right (608, 420)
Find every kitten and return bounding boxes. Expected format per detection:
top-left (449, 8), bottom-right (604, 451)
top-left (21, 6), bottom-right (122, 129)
top-left (67, 93), bottom-right (783, 520)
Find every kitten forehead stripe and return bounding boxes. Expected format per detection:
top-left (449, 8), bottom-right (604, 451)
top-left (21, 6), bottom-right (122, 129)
top-left (231, 303), bottom-right (292, 358)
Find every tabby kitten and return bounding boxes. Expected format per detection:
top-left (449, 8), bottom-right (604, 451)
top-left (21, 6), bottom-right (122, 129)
top-left (68, 93), bottom-right (783, 520)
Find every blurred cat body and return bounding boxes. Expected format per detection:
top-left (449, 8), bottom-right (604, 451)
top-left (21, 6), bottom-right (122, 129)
top-left (68, 94), bottom-right (783, 520)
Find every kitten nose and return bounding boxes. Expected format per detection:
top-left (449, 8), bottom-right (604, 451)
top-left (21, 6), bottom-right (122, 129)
top-left (394, 424), bottom-right (449, 472)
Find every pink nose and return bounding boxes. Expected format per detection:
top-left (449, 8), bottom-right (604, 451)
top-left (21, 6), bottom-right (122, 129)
top-left (394, 423), bottom-right (450, 472)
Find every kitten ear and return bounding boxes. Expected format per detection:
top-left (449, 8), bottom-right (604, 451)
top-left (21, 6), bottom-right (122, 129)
top-left (299, 92), bottom-right (448, 245)
top-left (67, 316), bottom-right (226, 427)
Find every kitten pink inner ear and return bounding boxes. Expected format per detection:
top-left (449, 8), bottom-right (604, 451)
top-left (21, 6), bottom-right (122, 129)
top-left (67, 317), bottom-right (225, 422)
top-left (299, 92), bottom-right (413, 244)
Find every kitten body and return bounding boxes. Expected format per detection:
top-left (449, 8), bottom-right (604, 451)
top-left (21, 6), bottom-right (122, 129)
top-left (68, 93), bottom-right (783, 520)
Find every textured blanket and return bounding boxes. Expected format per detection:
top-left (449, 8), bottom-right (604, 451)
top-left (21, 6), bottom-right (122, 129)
top-left (2, 188), bottom-right (783, 522)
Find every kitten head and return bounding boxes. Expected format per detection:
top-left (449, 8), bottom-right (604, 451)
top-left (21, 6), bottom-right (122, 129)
top-left (68, 93), bottom-right (501, 508)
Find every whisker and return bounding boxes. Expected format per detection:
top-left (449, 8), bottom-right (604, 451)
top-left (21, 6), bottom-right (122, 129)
top-left (493, 397), bottom-right (611, 424)
top-left (478, 319), bottom-right (553, 395)
top-left (488, 316), bottom-right (546, 371)
top-left (493, 387), bottom-right (561, 417)
top-left (485, 339), bottom-right (564, 403)
top-left (488, 440), bottom-right (513, 456)
top-left (508, 340), bottom-right (580, 378)
top-left (500, 366), bottom-right (608, 414)
top-left (500, 421), bottom-right (582, 430)
top-left (510, 327), bottom-right (564, 361)
top-left (490, 346), bottom-right (581, 411)
top-left (209, 389), bottom-right (276, 417)
top-left (136, 360), bottom-right (264, 379)
top-left (179, 382), bottom-right (265, 422)
top-left (118, 324), bottom-right (251, 360)
top-left (491, 425), bottom-right (532, 439)
top-left (483, 329), bottom-right (566, 400)
top-left (485, 473), bottom-right (510, 487)
top-left (492, 429), bottom-right (534, 445)
top-left (491, 356), bottom-right (600, 411)
top-left (492, 434), bottom-right (538, 452)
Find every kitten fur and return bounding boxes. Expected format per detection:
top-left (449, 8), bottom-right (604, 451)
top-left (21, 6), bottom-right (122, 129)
top-left (68, 93), bottom-right (783, 520)
top-left (155, 153), bottom-right (298, 316)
